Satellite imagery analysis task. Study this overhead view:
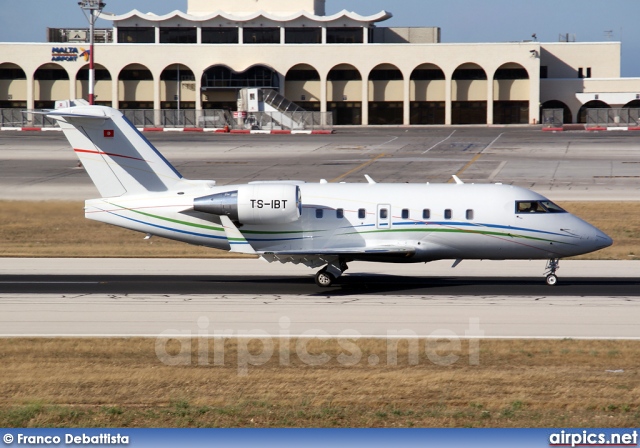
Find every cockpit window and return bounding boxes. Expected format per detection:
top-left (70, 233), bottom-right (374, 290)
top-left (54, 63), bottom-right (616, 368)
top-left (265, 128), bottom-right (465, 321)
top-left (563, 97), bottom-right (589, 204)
top-left (516, 200), bottom-right (566, 214)
top-left (540, 201), bottom-right (566, 213)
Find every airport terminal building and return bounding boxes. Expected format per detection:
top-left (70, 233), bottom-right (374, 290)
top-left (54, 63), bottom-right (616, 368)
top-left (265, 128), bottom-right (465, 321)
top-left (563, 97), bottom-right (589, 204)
top-left (1, 0), bottom-right (639, 126)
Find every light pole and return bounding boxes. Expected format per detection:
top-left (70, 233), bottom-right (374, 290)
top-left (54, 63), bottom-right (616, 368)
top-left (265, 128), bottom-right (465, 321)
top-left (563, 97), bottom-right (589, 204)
top-left (79, 0), bottom-right (106, 105)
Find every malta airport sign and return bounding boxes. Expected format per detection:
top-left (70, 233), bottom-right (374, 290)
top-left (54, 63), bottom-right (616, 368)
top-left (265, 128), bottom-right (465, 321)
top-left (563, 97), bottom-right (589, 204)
top-left (51, 47), bottom-right (90, 62)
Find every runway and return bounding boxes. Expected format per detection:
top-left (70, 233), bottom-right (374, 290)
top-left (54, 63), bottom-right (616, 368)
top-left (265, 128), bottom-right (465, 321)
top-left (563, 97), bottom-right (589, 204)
top-left (1, 259), bottom-right (638, 339)
top-left (0, 128), bottom-right (638, 339)
top-left (2, 128), bottom-right (640, 201)
top-left (2, 273), bottom-right (640, 296)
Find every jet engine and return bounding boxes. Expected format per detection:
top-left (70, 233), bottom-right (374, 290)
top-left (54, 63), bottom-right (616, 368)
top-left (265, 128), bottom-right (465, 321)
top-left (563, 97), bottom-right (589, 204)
top-left (194, 184), bottom-right (302, 225)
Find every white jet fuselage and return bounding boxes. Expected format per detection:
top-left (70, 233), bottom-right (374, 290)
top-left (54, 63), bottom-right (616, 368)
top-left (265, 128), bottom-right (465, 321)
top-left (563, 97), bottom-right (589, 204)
top-left (85, 182), bottom-right (610, 263)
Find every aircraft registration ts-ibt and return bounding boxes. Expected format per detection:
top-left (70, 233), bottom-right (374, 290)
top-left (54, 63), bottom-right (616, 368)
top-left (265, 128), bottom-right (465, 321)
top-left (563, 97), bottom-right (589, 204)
top-left (45, 104), bottom-right (612, 287)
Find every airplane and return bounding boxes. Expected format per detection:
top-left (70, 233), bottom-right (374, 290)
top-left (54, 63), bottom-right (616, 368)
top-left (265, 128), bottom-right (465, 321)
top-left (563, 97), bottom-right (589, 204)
top-left (46, 104), bottom-right (613, 287)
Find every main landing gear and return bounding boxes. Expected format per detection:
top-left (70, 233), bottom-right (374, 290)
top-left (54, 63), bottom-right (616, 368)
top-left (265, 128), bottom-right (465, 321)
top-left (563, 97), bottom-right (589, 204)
top-left (544, 258), bottom-right (560, 286)
top-left (315, 258), bottom-right (349, 287)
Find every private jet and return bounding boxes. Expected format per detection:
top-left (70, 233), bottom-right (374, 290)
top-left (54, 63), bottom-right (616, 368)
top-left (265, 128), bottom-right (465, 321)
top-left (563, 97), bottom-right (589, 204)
top-left (46, 104), bottom-right (613, 287)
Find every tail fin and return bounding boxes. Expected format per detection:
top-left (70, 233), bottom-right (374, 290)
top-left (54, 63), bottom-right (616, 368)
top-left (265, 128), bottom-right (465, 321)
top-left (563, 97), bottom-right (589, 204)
top-left (48, 106), bottom-right (183, 197)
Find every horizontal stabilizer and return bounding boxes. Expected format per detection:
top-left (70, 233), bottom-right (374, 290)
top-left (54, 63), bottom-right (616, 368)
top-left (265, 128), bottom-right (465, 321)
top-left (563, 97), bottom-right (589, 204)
top-left (45, 108), bottom-right (109, 120)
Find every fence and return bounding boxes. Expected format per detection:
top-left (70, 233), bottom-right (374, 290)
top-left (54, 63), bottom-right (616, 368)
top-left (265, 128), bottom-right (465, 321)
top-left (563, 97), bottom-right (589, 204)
top-left (541, 109), bottom-right (564, 128)
top-left (243, 111), bottom-right (333, 131)
top-left (1, 109), bottom-right (57, 128)
top-left (122, 109), bottom-right (232, 129)
top-left (586, 108), bottom-right (640, 128)
top-left (0, 108), bottom-right (333, 131)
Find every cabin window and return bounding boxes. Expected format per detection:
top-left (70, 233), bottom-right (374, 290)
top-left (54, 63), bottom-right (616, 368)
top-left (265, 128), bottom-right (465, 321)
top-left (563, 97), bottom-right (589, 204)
top-left (336, 208), bottom-right (344, 219)
top-left (358, 208), bottom-right (366, 219)
top-left (380, 209), bottom-right (388, 219)
top-left (444, 209), bottom-right (452, 220)
top-left (423, 209), bottom-right (430, 219)
top-left (316, 208), bottom-right (323, 218)
top-left (466, 209), bottom-right (474, 220)
top-left (401, 209), bottom-right (409, 219)
top-left (516, 201), bottom-right (566, 214)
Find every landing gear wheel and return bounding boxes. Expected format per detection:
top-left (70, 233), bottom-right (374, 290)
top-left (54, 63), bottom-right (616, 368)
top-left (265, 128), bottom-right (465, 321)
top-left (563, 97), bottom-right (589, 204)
top-left (544, 258), bottom-right (560, 286)
top-left (315, 269), bottom-right (335, 287)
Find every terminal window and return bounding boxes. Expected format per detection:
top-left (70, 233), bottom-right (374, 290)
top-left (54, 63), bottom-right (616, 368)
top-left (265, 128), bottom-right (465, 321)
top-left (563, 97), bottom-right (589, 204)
top-left (243, 28), bottom-right (280, 44)
top-left (160, 28), bottom-right (197, 44)
top-left (326, 28), bottom-right (363, 44)
top-left (285, 28), bottom-right (322, 44)
top-left (118, 27), bottom-right (155, 44)
top-left (202, 28), bottom-right (238, 44)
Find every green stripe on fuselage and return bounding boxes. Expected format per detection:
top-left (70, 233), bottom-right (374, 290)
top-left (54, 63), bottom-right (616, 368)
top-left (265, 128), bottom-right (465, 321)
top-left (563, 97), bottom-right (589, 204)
top-left (105, 202), bottom-right (223, 232)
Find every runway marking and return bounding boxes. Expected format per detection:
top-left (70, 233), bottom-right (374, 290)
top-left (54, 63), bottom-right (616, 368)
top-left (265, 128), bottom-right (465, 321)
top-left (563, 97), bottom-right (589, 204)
top-left (449, 152), bottom-right (483, 182)
top-left (488, 160), bottom-right (508, 181)
top-left (482, 132), bottom-right (505, 153)
top-left (366, 135), bottom-right (398, 153)
top-left (422, 130), bottom-right (456, 154)
top-left (1, 334), bottom-right (639, 340)
top-left (330, 153), bottom-right (387, 183)
top-left (448, 133), bottom-right (505, 183)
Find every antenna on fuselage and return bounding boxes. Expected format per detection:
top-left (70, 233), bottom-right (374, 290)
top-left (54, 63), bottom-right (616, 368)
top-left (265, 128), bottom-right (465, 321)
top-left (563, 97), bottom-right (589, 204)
top-left (452, 175), bottom-right (464, 184)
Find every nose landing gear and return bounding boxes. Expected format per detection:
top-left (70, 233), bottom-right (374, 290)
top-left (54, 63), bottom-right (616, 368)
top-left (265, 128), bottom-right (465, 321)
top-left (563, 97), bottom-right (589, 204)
top-left (544, 258), bottom-right (560, 286)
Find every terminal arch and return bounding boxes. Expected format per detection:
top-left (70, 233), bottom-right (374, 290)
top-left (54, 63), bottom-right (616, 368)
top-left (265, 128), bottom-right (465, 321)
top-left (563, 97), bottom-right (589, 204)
top-left (34, 63), bottom-right (69, 109)
top-left (118, 64), bottom-right (154, 109)
top-left (0, 63), bottom-right (27, 108)
top-left (368, 63), bottom-right (403, 125)
top-left (285, 64), bottom-right (320, 111)
top-left (578, 100), bottom-right (610, 124)
top-left (623, 99), bottom-right (640, 108)
top-left (327, 63), bottom-right (362, 125)
top-left (76, 63), bottom-right (112, 106)
top-left (160, 64), bottom-right (196, 109)
top-left (410, 63), bottom-right (445, 124)
top-left (452, 63), bottom-right (487, 124)
top-left (201, 64), bottom-right (279, 111)
top-left (493, 62), bottom-right (529, 124)
top-left (541, 100), bottom-right (572, 124)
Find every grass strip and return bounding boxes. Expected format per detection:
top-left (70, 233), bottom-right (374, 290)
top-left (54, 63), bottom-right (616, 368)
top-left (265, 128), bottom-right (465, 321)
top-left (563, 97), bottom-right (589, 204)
top-left (0, 338), bottom-right (638, 428)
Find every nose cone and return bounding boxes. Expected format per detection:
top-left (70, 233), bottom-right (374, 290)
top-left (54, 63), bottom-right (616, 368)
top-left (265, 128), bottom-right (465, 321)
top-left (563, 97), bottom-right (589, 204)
top-left (594, 228), bottom-right (613, 250)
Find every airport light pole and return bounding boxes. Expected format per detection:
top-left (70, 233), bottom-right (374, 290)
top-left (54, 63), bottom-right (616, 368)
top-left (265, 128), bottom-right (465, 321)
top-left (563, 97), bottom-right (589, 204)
top-left (79, 0), bottom-right (106, 105)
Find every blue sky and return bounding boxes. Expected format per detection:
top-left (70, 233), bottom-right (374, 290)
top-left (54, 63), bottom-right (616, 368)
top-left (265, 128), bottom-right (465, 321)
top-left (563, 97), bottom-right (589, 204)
top-left (2, 0), bottom-right (639, 76)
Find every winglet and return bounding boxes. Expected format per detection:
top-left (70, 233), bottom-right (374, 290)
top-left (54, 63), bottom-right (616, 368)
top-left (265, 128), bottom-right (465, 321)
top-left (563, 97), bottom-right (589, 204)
top-left (219, 215), bottom-right (256, 254)
top-left (452, 175), bottom-right (464, 185)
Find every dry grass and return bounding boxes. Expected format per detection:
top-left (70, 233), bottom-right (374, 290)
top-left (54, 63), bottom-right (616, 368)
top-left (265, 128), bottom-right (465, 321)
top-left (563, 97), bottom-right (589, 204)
top-left (0, 201), bottom-right (638, 259)
top-left (562, 202), bottom-right (640, 260)
top-left (0, 201), bottom-right (251, 258)
top-left (0, 338), bottom-right (638, 427)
